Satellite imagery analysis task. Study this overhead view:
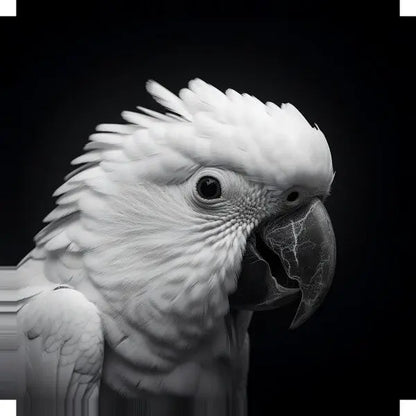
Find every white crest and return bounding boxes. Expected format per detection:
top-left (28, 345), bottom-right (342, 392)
top-left (74, 78), bottom-right (333, 187)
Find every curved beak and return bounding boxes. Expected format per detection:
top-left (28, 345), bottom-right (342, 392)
top-left (229, 198), bottom-right (336, 329)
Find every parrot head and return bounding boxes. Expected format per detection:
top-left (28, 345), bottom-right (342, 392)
top-left (34, 79), bottom-right (335, 371)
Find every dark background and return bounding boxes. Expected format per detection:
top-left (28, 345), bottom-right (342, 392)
top-left (0, 4), bottom-right (410, 415)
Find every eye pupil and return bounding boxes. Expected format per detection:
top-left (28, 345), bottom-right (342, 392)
top-left (287, 191), bottom-right (299, 202)
top-left (197, 176), bottom-right (221, 200)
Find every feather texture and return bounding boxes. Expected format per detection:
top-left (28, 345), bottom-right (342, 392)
top-left (18, 287), bottom-right (104, 415)
top-left (146, 80), bottom-right (192, 120)
top-left (27, 78), bottom-right (335, 410)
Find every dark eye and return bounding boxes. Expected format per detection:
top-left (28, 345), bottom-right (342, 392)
top-left (286, 191), bottom-right (299, 202)
top-left (196, 176), bottom-right (222, 200)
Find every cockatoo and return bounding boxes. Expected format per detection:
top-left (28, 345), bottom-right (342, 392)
top-left (7, 79), bottom-right (336, 415)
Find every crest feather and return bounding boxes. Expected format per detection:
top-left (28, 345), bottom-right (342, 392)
top-left (146, 80), bottom-right (192, 120)
top-left (37, 78), bottom-right (334, 259)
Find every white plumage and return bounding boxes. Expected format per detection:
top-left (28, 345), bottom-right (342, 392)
top-left (13, 79), bottom-right (334, 415)
top-left (35, 78), bottom-right (333, 255)
top-left (18, 287), bottom-right (103, 415)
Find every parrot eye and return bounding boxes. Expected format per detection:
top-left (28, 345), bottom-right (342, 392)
top-left (286, 191), bottom-right (299, 202)
top-left (196, 176), bottom-right (222, 200)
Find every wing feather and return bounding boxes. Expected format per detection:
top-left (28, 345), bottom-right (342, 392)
top-left (18, 287), bottom-right (104, 416)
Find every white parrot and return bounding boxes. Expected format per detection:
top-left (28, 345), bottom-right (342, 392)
top-left (4, 79), bottom-right (336, 415)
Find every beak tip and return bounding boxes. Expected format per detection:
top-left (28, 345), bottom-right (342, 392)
top-left (289, 315), bottom-right (305, 330)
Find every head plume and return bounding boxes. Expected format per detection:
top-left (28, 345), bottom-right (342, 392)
top-left (33, 78), bottom-right (334, 264)
top-left (68, 78), bottom-right (333, 188)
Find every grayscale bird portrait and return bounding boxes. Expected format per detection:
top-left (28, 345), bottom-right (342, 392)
top-left (0, 6), bottom-right (407, 416)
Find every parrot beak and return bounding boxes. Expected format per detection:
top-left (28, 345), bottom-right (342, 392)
top-left (229, 198), bottom-right (336, 329)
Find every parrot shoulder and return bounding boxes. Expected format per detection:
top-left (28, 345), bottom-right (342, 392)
top-left (18, 286), bottom-right (104, 413)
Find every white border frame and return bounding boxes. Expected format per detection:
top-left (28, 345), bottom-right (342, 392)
top-left (400, 0), bottom-right (416, 16)
top-left (0, 0), bottom-right (16, 16)
top-left (0, 401), bottom-right (16, 416)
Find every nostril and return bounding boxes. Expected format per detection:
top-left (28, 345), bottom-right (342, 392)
top-left (286, 191), bottom-right (299, 202)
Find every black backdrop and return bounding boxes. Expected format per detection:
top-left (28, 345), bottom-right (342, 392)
top-left (0, 5), bottom-right (410, 415)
